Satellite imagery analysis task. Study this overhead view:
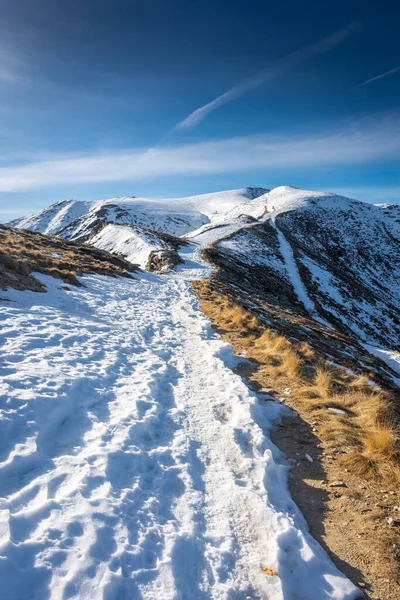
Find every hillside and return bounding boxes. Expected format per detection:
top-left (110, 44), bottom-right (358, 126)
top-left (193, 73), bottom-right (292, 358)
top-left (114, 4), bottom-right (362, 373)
top-left (0, 224), bottom-right (137, 292)
top-left (9, 184), bottom-right (400, 390)
top-left (4, 185), bottom-right (400, 599)
top-left (190, 187), bottom-right (400, 372)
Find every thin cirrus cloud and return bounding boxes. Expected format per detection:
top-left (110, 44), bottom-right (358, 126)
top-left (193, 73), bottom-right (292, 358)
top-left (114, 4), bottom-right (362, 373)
top-left (357, 66), bottom-right (400, 88)
top-left (0, 118), bottom-right (399, 192)
top-left (0, 39), bottom-right (26, 84)
top-left (175, 23), bottom-right (359, 130)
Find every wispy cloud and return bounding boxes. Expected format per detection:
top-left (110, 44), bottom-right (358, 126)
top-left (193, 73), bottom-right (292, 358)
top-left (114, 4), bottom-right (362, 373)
top-left (175, 23), bottom-right (358, 130)
top-left (0, 39), bottom-right (27, 84)
top-left (0, 117), bottom-right (398, 193)
top-left (357, 66), bottom-right (400, 88)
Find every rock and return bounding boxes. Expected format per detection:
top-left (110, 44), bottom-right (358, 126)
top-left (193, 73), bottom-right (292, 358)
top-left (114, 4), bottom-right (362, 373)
top-left (305, 454), bottom-right (313, 463)
top-left (329, 481), bottom-right (348, 488)
top-left (146, 249), bottom-right (183, 273)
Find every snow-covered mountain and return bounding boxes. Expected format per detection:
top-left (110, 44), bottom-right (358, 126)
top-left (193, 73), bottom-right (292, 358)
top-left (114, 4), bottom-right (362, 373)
top-left (9, 188), bottom-right (268, 240)
top-left (194, 186), bottom-right (400, 350)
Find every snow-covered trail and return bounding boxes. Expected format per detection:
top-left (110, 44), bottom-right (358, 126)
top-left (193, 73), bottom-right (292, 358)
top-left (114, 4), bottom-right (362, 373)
top-left (0, 249), bottom-right (361, 600)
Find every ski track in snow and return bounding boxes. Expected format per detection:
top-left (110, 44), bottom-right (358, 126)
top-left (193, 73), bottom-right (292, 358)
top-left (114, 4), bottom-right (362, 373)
top-left (0, 248), bottom-right (361, 600)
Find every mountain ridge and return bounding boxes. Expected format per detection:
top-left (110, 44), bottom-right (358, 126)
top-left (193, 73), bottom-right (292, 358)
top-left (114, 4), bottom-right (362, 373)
top-left (9, 187), bottom-right (269, 239)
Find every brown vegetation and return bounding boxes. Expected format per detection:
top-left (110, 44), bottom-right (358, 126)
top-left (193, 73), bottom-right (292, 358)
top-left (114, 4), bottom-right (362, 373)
top-left (193, 280), bottom-right (400, 598)
top-left (193, 283), bottom-right (400, 484)
top-left (0, 224), bottom-right (137, 292)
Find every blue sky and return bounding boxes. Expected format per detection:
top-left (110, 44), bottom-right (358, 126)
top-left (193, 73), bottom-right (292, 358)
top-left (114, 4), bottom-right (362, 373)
top-left (0, 0), bottom-right (399, 221)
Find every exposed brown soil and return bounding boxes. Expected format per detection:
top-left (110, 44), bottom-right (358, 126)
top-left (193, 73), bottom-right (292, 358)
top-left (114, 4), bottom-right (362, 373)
top-left (193, 278), bottom-right (400, 600)
top-left (272, 414), bottom-right (400, 600)
top-left (0, 224), bottom-right (138, 292)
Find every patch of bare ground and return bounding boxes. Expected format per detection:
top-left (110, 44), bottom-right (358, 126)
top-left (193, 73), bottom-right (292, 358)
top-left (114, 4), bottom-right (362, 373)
top-left (193, 279), bottom-right (400, 600)
top-left (0, 224), bottom-right (137, 292)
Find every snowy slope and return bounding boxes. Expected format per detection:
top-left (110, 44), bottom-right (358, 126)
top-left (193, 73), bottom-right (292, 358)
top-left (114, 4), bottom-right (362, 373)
top-left (0, 251), bottom-right (360, 600)
top-left (192, 186), bottom-right (400, 350)
top-left (90, 224), bottom-right (173, 269)
top-left (186, 215), bottom-right (258, 247)
top-left (269, 188), bottom-right (400, 347)
top-left (10, 188), bottom-right (268, 241)
top-left (166, 187), bottom-right (268, 219)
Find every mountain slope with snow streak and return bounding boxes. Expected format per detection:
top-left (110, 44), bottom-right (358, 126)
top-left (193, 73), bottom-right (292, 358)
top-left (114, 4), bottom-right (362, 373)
top-left (190, 186), bottom-right (400, 353)
top-left (0, 248), bottom-right (361, 600)
top-left (269, 188), bottom-right (400, 348)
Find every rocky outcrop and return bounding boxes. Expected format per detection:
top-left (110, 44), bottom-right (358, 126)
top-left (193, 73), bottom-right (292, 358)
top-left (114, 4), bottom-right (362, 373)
top-left (145, 249), bottom-right (183, 273)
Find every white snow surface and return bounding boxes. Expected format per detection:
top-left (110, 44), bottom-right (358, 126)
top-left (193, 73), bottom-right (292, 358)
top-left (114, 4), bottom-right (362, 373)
top-left (263, 186), bottom-right (350, 219)
top-left (10, 188), bottom-right (268, 239)
top-left (90, 224), bottom-right (169, 269)
top-left (364, 344), bottom-right (400, 382)
top-left (186, 215), bottom-right (258, 247)
top-left (0, 249), bottom-right (360, 600)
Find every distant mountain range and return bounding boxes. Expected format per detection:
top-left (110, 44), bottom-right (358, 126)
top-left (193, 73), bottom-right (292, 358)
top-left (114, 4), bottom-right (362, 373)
top-left (9, 188), bottom-right (269, 240)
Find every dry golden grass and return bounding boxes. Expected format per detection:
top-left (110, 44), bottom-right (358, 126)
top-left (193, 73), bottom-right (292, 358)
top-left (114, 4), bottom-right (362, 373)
top-left (0, 224), bottom-right (136, 291)
top-left (299, 342), bottom-right (314, 358)
top-left (348, 374), bottom-right (371, 389)
top-left (193, 282), bottom-right (400, 486)
top-left (313, 367), bottom-right (333, 396)
top-left (220, 304), bottom-right (259, 331)
top-left (365, 426), bottom-right (398, 459)
top-left (272, 351), bottom-right (301, 378)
